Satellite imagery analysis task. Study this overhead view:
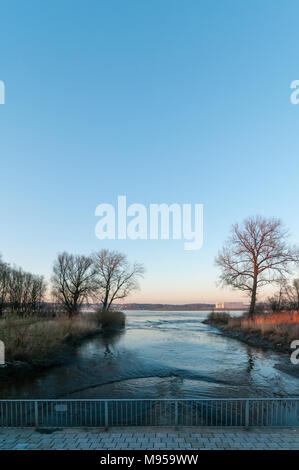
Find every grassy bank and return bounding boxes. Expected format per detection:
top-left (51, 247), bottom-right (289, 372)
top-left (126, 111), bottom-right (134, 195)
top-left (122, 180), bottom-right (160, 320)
top-left (0, 310), bottom-right (126, 366)
top-left (204, 311), bottom-right (299, 352)
top-left (0, 313), bottom-right (101, 364)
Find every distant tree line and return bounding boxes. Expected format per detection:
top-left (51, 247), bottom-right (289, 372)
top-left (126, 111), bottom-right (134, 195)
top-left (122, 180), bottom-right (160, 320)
top-left (0, 256), bottom-right (46, 316)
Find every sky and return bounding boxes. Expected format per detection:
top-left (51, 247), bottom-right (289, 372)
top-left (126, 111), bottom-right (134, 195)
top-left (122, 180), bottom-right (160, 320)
top-left (0, 0), bottom-right (299, 304)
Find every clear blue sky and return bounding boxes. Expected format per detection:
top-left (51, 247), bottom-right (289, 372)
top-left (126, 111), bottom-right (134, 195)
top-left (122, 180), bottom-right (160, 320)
top-left (0, 0), bottom-right (299, 303)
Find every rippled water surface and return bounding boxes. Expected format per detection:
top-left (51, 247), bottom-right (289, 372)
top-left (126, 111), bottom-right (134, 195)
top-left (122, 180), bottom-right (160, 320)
top-left (1, 311), bottom-right (299, 399)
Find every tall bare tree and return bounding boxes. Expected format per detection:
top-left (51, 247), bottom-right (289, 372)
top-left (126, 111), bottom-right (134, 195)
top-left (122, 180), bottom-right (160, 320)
top-left (52, 252), bottom-right (97, 317)
top-left (215, 216), bottom-right (299, 317)
top-left (93, 249), bottom-right (145, 311)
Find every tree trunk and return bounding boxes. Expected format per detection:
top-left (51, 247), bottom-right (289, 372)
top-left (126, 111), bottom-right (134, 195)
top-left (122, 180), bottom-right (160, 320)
top-left (68, 304), bottom-right (78, 318)
top-left (102, 286), bottom-right (110, 311)
top-left (249, 277), bottom-right (257, 318)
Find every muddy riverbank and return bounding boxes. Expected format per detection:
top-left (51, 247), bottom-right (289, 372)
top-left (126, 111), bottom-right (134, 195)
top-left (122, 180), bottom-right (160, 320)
top-left (202, 319), bottom-right (291, 354)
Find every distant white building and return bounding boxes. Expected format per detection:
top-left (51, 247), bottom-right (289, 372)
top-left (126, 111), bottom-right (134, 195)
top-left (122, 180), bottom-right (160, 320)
top-left (215, 302), bottom-right (245, 309)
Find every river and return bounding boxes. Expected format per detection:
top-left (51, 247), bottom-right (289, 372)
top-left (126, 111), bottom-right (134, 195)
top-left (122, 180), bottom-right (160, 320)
top-left (1, 311), bottom-right (298, 399)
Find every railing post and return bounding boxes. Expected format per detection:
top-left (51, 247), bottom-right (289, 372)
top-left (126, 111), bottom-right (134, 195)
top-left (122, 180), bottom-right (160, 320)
top-left (34, 401), bottom-right (39, 428)
top-left (245, 400), bottom-right (249, 429)
top-left (175, 401), bottom-right (178, 426)
top-left (105, 401), bottom-right (109, 429)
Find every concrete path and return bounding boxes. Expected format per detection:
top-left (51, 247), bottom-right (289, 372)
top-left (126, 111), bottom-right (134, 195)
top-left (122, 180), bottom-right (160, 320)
top-left (0, 427), bottom-right (298, 450)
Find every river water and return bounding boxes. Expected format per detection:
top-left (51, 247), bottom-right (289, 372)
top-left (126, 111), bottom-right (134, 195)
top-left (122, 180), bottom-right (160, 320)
top-left (1, 311), bottom-right (299, 399)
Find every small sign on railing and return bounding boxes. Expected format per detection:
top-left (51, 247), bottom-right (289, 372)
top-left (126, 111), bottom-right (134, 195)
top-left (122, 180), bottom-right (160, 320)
top-left (55, 404), bottom-right (68, 412)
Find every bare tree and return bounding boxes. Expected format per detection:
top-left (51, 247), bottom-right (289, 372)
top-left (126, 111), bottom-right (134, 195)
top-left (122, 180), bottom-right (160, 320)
top-left (52, 252), bottom-right (97, 317)
top-left (30, 275), bottom-right (47, 313)
top-left (93, 249), bottom-right (145, 311)
top-left (8, 267), bottom-right (25, 313)
top-left (215, 216), bottom-right (299, 317)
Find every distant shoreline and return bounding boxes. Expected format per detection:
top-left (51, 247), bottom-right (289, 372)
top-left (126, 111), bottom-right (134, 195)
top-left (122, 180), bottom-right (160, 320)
top-left (121, 307), bottom-right (245, 312)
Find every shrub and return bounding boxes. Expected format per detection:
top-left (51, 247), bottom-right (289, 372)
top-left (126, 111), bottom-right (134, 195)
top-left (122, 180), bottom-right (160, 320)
top-left (206, 311), bottom-right (231, 325)
top-left (95, 309), bottom-right (126, 329)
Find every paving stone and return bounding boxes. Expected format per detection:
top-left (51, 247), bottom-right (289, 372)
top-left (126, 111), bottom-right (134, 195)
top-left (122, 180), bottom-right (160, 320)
top-left (0, 428), bottom-right (298, 450)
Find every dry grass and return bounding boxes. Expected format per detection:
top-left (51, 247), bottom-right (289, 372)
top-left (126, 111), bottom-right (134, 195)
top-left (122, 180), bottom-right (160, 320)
top-left (227, 311), bottom-right (299, 344)
top-left (0, 313), bottom-right (100, 362)
top-left (207, 310), bottom-right (299, 346)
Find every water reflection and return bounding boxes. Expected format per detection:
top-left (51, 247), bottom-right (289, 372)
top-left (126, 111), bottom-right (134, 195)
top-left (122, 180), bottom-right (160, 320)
top-left (246, 349), bottom-right (255, 374)
top-left (86, 327), bottom-right (125, 358)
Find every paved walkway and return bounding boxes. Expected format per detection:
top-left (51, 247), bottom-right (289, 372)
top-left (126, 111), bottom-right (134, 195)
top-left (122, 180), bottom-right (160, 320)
top-left (0, 427), bottom-right (298, 450)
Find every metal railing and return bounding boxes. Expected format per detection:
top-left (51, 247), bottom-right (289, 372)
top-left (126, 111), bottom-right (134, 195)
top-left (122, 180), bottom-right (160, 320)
top-left (0, 398), bottom-right (298, 428)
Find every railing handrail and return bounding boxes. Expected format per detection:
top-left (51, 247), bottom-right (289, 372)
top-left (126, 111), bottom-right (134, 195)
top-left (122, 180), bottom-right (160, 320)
top-left (0, 397), bottom-right (298, 402)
